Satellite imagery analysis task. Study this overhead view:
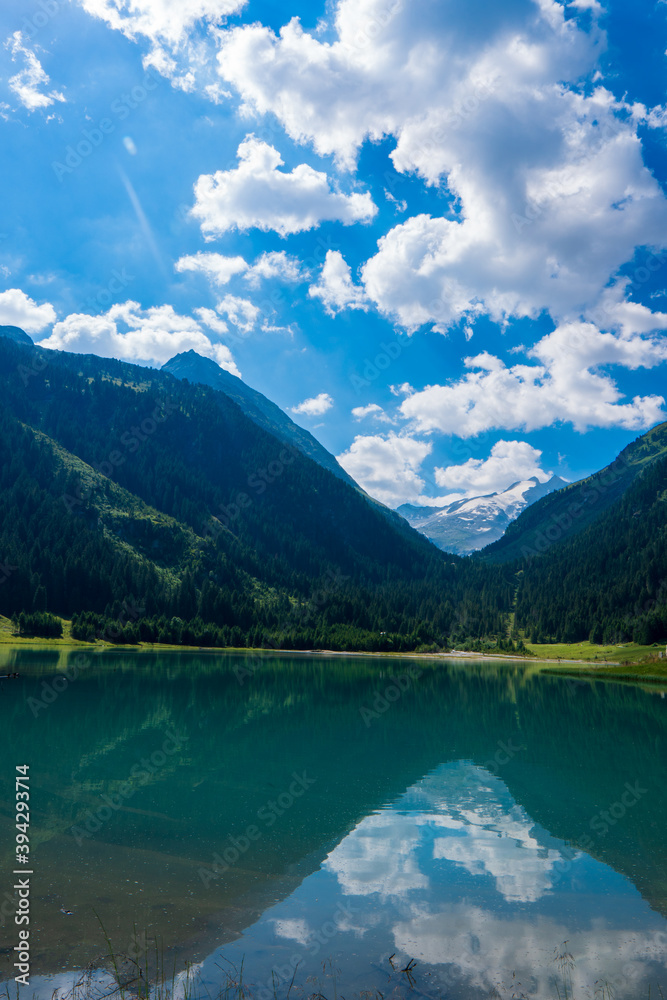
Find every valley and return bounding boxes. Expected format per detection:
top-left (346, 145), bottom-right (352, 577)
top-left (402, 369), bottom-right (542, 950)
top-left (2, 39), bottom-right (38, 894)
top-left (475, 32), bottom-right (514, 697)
top-left (0, 332), bottom-right (665, 660)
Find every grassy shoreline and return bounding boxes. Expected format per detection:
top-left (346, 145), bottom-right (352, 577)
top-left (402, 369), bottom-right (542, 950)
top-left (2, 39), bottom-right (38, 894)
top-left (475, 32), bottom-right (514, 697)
top-left (2, 613), bottom-right (666, 681)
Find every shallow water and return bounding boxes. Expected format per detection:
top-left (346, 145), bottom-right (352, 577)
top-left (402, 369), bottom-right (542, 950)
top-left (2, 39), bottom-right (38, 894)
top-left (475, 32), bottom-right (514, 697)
top-left (1, 649), bottom-right (666, 998)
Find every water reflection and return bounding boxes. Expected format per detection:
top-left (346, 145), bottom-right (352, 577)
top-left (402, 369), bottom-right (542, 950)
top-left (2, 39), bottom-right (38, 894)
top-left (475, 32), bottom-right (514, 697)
top-left (206, 762), bottom-right (667, 1000)
top-left (327, 763), bottom-right (566, 903)
top-left (1, 650), bottom-right (666, 998)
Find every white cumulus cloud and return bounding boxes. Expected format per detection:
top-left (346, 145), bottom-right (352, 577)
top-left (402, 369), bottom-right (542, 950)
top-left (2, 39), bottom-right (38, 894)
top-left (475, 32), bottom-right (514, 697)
top-left (191, 136), bottom-right (377, 238)
top-left (396, 904), bottom-right (667, 998)
top-left (215, 294), bottom-right (260, 334)
top-left (568, 0), bottom-right (603, 11)
top-left (216, 0), bottom-right (667, 338)
top-left (194, 306), bottom-right (229, 335)
top-left (362, 105), bottom-right (667, 330)
top-left (215, 0), bottom-right (595, 167)
top-left (400, 322), bottom-right (667, 437)
top-left (175, 251), bottom-right (249, 286)
top-left (271, 918), bottom-right (312, 947)
top-left (291, 393), bottom-right (334, 417)
top-left (37, 301), bottom-right (240, 375)
top-left (435, 441), bottom-right (552, 496)
top-left (336, 432), bottom-right (432, 506)
top-left (176, 249), bottom-right (308, 291)
top-left (325, 810), bottom-right (428, 900)
top-left (308, 251), bottom-right (370, 316)
top-left (77, 0), bottom-right (246, 49)
top-left (244, 251), bottom-right (307, 287)
top-left (76, 0), bottom-right (247, 95)
top-left (351, 403), bottom-right (393, 423)
top-left (0, 288), bottom-right (56, 333)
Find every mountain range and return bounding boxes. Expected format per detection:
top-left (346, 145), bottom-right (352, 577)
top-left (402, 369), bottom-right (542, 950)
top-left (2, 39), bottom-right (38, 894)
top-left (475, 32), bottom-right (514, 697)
top-left (0, 331), bottom-right (507, 650)
top-left (163, 351), bottom-right (570, 553)
top-left (398, 476), bottom-right (568, 555)
top-left (0, 327), bottom-right (665, 649)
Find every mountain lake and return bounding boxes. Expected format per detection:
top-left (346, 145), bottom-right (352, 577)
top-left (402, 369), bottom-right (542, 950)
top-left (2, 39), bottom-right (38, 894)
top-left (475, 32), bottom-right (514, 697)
top-left (1, 649), bottom-right (666, 1000)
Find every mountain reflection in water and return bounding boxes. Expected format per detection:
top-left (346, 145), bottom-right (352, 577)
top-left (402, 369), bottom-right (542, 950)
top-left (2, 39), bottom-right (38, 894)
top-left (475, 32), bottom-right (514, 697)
top-left (1, 650), bottom-right (666, 998)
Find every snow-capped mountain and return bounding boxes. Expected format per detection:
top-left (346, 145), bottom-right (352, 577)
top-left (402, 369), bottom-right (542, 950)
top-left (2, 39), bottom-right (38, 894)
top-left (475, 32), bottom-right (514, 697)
top-left (397, 476), bottom-right (568, 555)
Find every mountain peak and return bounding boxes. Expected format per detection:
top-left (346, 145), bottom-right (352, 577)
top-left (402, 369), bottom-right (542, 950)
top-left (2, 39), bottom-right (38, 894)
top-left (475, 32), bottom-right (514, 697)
top-left (482, 426), bottom-right (667, 563)
top-left (164, 350), bottom-right (236, 377)
top-left (163, 350), bottom-right (358, 489)
top-left (170, 349), bottom-right (212, 361)
top-left (0, 325), bottom-right (33, 346)
top-left (398, 475), bottom-right (567, 555)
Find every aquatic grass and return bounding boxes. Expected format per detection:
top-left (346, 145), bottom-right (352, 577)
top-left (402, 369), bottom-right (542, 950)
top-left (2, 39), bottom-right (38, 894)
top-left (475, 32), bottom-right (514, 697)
top-left (553, 942), bottom-right (575, 1000)
top-left (3, 930), bottom-right (665, 1000)
top-left (95, 913), bottom-right (126, 999)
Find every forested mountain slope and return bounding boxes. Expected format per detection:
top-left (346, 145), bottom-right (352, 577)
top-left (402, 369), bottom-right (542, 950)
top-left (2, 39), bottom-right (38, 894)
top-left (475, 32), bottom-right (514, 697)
top-left (0, 325), bottom-right (33, 345)
top-left (0, 336), bottom-right (512, 649)
top-left (2, 332), bottom-right (665, 650)
top-left (163, 350), bottom-right (359, 489)
top-left (512, 450), bottom-right (667, 644)
top-left (481, 422), bottom-right (667, 564)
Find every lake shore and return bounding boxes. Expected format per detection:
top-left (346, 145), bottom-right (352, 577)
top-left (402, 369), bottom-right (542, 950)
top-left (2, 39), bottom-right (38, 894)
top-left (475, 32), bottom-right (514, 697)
top-left (3, 633), bottom-right (667, 683)
top-left (3, 608), bottom-right (667, 682)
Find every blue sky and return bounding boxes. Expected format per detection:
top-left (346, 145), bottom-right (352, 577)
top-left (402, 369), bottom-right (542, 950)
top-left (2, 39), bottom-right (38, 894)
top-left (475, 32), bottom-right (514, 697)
top-left (0, 0), bottom-right (666, 507)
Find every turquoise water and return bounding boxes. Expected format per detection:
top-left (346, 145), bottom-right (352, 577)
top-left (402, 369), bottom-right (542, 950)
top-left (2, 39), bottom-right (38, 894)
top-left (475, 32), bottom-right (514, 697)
top-left (1, 649), bottom-right (666, 999)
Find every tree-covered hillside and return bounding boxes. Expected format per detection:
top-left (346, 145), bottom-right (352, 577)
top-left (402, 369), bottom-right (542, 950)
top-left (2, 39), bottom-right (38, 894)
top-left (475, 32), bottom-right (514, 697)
top-left (0, 338), bottom-right (512, 649)
top-left (162, 349), bottom-right (359, 488)
top-left (2, 336), bottom-right (666, 651)
top-left (481, 421), bottom-right (667, 563)
top-left (513, 451), bottom-right (667, 644)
